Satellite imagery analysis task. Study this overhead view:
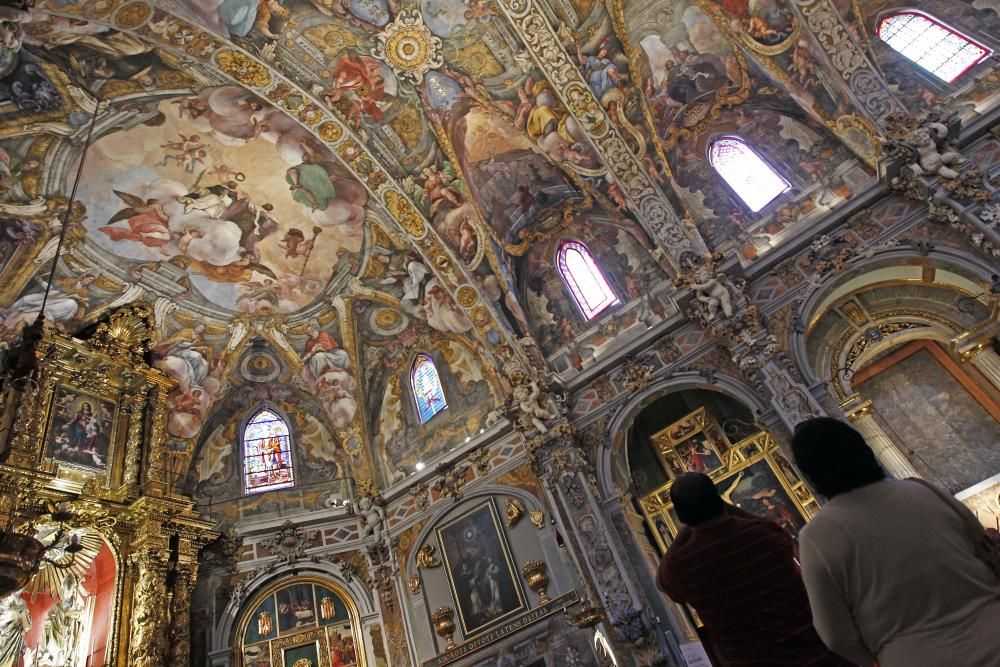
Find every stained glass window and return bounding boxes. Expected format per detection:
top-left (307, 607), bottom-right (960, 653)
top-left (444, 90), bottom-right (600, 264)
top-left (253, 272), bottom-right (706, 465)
top-left (243, 409), bottom-right (294, 494)
top-left (708, 136), bottom-right (790, 212)
top-left (877, 11), bottom-right (990, 83)
top-left (411, 354), bottom-right (447, 424)
top-left (557, 240), bottom-right (620, 320)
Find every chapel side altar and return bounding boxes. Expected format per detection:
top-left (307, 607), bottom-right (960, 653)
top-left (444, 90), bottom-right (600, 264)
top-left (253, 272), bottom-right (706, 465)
top-left (0, 304), bottom-right (216, 667)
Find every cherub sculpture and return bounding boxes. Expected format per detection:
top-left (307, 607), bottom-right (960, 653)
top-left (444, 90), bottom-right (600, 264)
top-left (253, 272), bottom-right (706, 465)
top-left (904, 121), bottom-right (964, 180)
top-left (690, 265), bottom-right (734, 321)
top-left (512, 378), bottom-right (559, 434)
top-left (355, 495), bottom-right (387, 544)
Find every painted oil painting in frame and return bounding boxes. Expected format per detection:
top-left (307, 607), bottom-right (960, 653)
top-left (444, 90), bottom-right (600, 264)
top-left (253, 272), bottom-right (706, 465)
top-left (641, 417), bottom-right (818, 553)
top-left (44, 383), bottom-right (118, 473)
top-left (436, 498), bottom-right (527, 637)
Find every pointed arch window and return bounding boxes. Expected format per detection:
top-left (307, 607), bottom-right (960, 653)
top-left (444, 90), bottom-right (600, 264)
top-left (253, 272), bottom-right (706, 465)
top-left (877, 11), bottom-right (990, 83)
top-left (411, 353), bottom-right (448, 424)
top-left (243, 409), bottom-right (294, 494)
top-left (708, 136), bottom-right (790, 212)
top-left (557, 240), bottom-right (619, 320)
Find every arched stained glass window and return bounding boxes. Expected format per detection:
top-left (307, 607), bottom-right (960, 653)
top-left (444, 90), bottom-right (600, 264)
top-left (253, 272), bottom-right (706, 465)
top-left (411, 354), bottom-right (447, 424)
top-left (708, 136), bottom-right (790, 212)
top-left (243, 409), bottom-right (294, 494)
top-left (557, 240), bottom-right (619, 320)
top-left (877, 11), bottom-right (990, 83)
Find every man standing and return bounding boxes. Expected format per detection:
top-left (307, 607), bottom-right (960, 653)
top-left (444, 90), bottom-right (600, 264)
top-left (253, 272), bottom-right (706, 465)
top-left (657, 472), bottom-right (851, 667)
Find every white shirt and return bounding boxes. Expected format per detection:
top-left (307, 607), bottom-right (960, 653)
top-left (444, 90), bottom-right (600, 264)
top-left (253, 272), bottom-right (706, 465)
top-left (799, 479), bottom-right (1000, 667)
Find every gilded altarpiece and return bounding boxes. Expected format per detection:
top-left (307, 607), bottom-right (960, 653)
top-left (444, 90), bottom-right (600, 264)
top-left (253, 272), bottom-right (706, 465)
top-left (0, 305), bottom-right (216, 667)
top-left (640, 408), bottom-right (818, 552)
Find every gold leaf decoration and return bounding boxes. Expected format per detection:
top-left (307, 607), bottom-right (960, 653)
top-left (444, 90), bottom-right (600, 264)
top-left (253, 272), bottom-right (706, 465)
top-left (215, 50), bottom-right (270, 88)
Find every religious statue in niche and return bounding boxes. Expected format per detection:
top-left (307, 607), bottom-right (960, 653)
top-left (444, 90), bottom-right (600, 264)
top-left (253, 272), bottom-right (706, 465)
top-left (29, 574), bottom-right (92, 667)
top-left (0, 591), bottom-right (31, 667)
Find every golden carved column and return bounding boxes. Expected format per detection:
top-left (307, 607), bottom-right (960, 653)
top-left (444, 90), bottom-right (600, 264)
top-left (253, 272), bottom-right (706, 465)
top-left (167, 562), bottom-right (196, 667)
top-left (144, 380), bottom-right (172, 494)
top-left (128, 548), bottom-right (171, 667)
top-left (844, 398), bottom-right (921, 479)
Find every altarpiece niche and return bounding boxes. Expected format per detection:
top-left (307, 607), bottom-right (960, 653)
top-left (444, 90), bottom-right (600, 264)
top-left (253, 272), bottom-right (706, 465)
top-left (640, 407), bottom-right (818, 552)
top-left (239, 578), bottom-right (364, 667)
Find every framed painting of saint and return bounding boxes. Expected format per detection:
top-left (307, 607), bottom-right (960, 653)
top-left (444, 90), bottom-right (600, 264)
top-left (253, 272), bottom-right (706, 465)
top-left (436, 498), bottom-right (527, 637)
top-left (43, 383), bottom-right (118, 473)
top-left (640, 424), bottom-right (817, 552)
top-left (651, 407), bottom-right (731, 479)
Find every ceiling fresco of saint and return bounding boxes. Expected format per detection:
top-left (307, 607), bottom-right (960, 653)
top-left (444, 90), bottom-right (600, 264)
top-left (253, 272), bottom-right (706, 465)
top-left (0, 0), bottom-right (997, 492)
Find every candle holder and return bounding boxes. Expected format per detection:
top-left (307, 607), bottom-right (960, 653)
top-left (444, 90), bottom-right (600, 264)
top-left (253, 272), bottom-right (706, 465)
top-left (431, 606), bottom-right (457, 650)
top-left (520, 560), bottom-right (551, 605)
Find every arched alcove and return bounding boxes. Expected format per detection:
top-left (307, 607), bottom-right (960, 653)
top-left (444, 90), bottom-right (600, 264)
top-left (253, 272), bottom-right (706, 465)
top-left (11, 528), bottom-right (120, 666)
top-left (801, 256), bottom-right (1000, 494)
top-left (236, 575), bottom-right (366, 667)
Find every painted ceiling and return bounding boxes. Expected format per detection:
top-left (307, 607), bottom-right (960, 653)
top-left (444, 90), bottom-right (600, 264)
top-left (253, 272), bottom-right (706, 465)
top-left (0, 0), bottom-right (997, 489)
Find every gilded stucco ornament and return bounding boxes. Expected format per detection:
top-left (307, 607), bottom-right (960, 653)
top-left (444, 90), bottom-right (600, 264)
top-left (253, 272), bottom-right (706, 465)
top-left (371, 10), bottom-right (443, 85)
top-left (416, 544), bottom-right (441, 569)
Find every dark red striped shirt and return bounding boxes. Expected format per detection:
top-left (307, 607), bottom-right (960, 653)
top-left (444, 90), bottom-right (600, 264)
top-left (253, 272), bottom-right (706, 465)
top-left (657, 508), bottom-right (853, 667)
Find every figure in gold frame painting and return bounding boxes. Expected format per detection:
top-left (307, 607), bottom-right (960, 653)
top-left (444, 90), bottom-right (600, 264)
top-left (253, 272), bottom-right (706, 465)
top-left (44, 383), bottom-right (117, 473)
top-left (436, 498), bottom-right (527, 637)
top-left (641, 408), bottom-right (818, 552)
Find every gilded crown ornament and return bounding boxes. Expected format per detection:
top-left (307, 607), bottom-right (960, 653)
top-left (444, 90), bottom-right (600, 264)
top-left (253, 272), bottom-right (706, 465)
top-left (371, 10), bottom-right (443, 84)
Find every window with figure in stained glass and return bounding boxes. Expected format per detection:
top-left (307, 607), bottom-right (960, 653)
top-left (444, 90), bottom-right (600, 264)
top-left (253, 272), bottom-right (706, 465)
top-left (411, 354), bottom-right (447, 424)
top-left (556, 240), bottom-right (619, 320)
top-left (708, 136), bottom-right (790, 213)
top-left (243, 409), bottom-right (294, 494)
top-left (877, 11), bottom-right (991, 83)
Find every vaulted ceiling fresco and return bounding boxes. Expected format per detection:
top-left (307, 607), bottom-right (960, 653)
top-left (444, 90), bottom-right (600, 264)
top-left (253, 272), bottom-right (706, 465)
top-left (0, 0), bottom-right (997, 492)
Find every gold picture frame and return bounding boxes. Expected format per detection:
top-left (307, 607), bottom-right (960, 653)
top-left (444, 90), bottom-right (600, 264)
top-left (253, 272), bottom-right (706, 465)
top-left (641, 410), bottom-right (818, 553)
top-left (650, 407), bottom-right (732, 479)
top-left (42, 382), bottom-right (121, 483)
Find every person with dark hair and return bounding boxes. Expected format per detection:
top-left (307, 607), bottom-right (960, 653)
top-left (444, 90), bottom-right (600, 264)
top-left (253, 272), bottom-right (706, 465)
top-left (792, 417), bottom-right (1000, 667)
top-left (656, 472), bottom-right (851, 667)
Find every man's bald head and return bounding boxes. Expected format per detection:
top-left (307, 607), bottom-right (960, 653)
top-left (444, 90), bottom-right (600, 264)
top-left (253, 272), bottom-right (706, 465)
top-left (670, 472), bottom-right (725, 526)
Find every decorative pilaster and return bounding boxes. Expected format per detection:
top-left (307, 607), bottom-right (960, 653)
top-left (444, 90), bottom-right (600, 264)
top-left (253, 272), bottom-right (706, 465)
top-left (168, 563), bottom-right (196, 667)
top-left (144, 380), bottom-right (171, 493)
top-left (958, 338), bottom-right (1000, 390)
top-left (128, 548), bottom-right (171, 667)
top-left (844, 398), bottom-right (921, 479)
top-left (758, 362), bottom-right (825, 432)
